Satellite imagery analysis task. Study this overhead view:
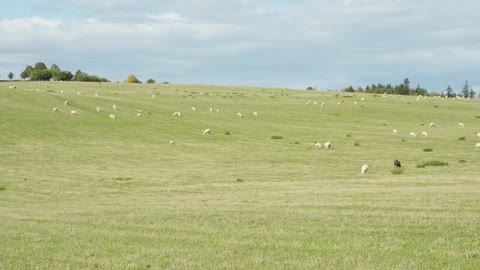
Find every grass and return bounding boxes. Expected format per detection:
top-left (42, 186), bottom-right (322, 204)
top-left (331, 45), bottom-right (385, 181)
top-left (1, 81), bottom-right (480, 269)
top-left (391, 167), bottom-right (403, 174)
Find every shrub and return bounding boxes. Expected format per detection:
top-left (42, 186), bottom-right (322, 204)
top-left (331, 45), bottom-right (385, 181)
top-left (459, 160), bottom-right (466, 163)
top-left (225, 131), bottom-right (231, 135)
top-left (271, 135), bottom-right (283, 139)
top-left (416, 160), bottom-right (449, 168)
top-left (0, 186), bottom-right (5, 191)
top-left (423, 148), bottom-right (433, 152)
top-left (392, 168), bottom-right (403, 175)
top-left (346, 134), bottom-right (352, 137)
top-left (353, 141), bottom-right (360, 146)
top-left (458, 137), bottom-right (466, 140)
top-left (236, 178), bottom-right (244, 182)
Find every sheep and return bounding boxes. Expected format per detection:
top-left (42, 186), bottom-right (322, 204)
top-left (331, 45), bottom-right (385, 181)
top-left (354, 101), bottom-right (357, 106)
top-left (314, 141), bottom-right (322, 148)
top-left (321, 102), bottom-right (326, 107)
top-left (169, 140), bottom-right (175, 145)
top-left (236, 112), bottom-right (242, 118)
top-left (70, 110), bottom-right (79, 116)
top-left (112, 105), bottom-right (117, 110)
top-left (336, 101), bottom-right (342, 106)
top-left (109, 114), bottom-right (116, 120)
top-left (393, 129), bottom-right (398, 135)
top-left (429, 122), bottom-right (435, 128)
top-left (416, 96), bottom-right (420, 101)
top-left (476, 132), bottom-right (480, 138)
top-left (253, 112), bottom-right (258, 117)
top-left (313, 101), bottom-right (318, 105)
top-left (305, 101), bottom-right (310, 105)
top-left (191, 107), bottom-right (197, 112)
top-left (137, 113), bottom-right (142, 117)
top-left (64, 101), bottom-right (69, 106)
top-left (77, 91), bottom-right (81, 95)
top-left (152, 94), bottom-right (156, 98)
top-left (409, 132), bottom-right (417, 138)
top-left (421, 131), bottom-right (428, 137)
top-left (458, 122), bottom-right (465, 128)
top-left (203, 128), bottom-right (211, 135)
top-left (216, 109), bottom-right (221, 113)
top-left (52, 107), bottom-right (58, 112)
top-left (476, 143), bottom-right (480, 149)
top-left (394, 160), bottom-right (401, 168)
top-left (96, 107), bottom-right (101, 113)
top-left (173, 112), bottom-right (181, 117)
top-left (209, 107), bottom-right (213, 112)
top-left (361, 97), bottom-right (365, 101)
top-left (361, 164), bottom-right (369, 175)
top-left (324, 142), bottom-right (332, 149)
top-left (94, 93), bottom-right (98, 97)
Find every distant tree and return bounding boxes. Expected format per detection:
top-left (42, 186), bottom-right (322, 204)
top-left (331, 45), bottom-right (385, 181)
top-left (29, 69), bottom-right (52, 81)
top-left (50, 64), bottom-right (61, 72)
top-left (469, 87), bottom-right (476, 99)
top-left (20, 65), bottom-right (33, 80)
top-left (34, 62), bottom-right (48, 70)
top-left (342, 86), bottom-right (354, 92)
top-left (147, 78), bottom-right (157, 84)
top-left (125, 75), bottom-right (141, 83)
top-left (53, 70), bottom-right (73, 81)
top-left (162, 81), bottom-right (170, 84)
top-left (8, 72), bottom-right (13, 80)
top-left (461, 81), bottom-right (470, 98)
top-left (446, 85), bottom-right (454, 98)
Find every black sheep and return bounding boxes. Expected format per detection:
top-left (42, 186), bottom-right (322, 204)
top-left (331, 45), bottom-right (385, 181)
top-left (394, 160), bottom-right (401, 168)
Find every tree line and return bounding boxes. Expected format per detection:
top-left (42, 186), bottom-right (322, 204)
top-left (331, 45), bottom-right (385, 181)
top-left (341, 78), bottom-right (477, 98)
top-left (19, 62), bottom-right (109, 82)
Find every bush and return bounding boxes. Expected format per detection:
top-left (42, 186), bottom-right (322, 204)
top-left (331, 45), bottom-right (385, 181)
top-left (353, 141), bottom-right (360, 146)
top-left (271, 135), bottom-right (283, 139)
top-left (392, 168), bottom-right (403, 175)
top-left (458, 137), bottom-right (466, 140)
top-left (423, 148), bottom-right (433, 152)
top-left (225, 131), bottom-right (231, 135)
top-left (416, 160), bottom-right (449, 168)
top-left (459, 160), bottom-right (466, 163)
top-left (125, 75), bottom-right (141, 83)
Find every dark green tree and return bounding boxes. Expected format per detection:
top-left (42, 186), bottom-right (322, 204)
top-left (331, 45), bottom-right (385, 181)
top-left (53, 71), bottom-right (73, 81)
top-left (469, 87), bottom-right (475, 99)
top-left (8, 72), bottom-right (14, 80)
top-left (446, 85), bottom-right (454, 98)
top-left (147, 78), bottom-right (156, 84)
top-left (50, 64), bottom-right (60, 72)
top-left (34, 62), bottom-right (47, 70)
top-left (29, 69), bottom-right (52, 81)
top-left (461, 81), bottom-right (470, 98)
top-left (20, 65), bottom-right (33, 79)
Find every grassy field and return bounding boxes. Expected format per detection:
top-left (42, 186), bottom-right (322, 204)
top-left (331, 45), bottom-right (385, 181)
top-left (0, 81), bottom-right (479, 269)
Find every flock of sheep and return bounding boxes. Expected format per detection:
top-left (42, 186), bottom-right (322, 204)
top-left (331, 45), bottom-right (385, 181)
top-left (5, 83), bottom-right (479, 176)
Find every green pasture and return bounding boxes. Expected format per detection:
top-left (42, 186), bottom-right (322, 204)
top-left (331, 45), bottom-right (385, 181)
top-left (0, 81), bottom-right (479, 269)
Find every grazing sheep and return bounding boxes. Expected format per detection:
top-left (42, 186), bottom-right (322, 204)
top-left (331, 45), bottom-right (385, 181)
top-left (306, 101), bottom-right (310, 105)
top-left (77, 91), bottom-right (80, 95)
top-left (203, 128), bottom-right (211, 135)
top-left (253, 112), bottom-right (258, 117)
top-left (409, 132), bottom-right (417, 138)
top-left (458, 122), bottom-right (465, 128)
top-left (216, 109), bottom-right (221, 113)
top-left (314, 141), bottom-right (322, 148)
top-left (209, 107), bottom-right (213, 112)
top-left (476, 143), bottom-right (480, 149)
top-left (52, 107), bottom-right (58, 112)
top-left (236, 112), bottom-right (242, 118)
top-left (137, 113), bottom-right (142, 117)
top-left (361, 164), bottom-right (369, 175)
top-left (96, 107), bottom-right (101, 113)
top-left (113, 105), bottom-right (117, 110)
top-left (109, 114), bottom-right (116, 120)
top-left (476, 132), bottom-right (480, 138)
top-left (173, 112), bottom-right (181, 117)
top-left (70, 110), bottom-right (79, 116)
top-left (336, 101), bottom-right (342, 106)
top-left (393, 129), bottom-right (398, 135)
top-left (394, 160), bottom-right (401, 168)
top-left (94, 93), bottom-right (98, 97)
top-left (152, 94), bottom-right (156, 98)
top-left (354, 101), bottom-right (357, 106)
top-left (421, 131), bottom-right (428, 137)
top-left (169, 140), bottom-right (174, 145)
top-left (361, 97), bottom-right (365, 101)
top-left (416, 96), bottom-right (420, 101)
top-left (64, 101), bottom-right (69, 105)
top-left (324, 142), bottom-right (332, 149)
top-left (313, 101), bottom-right (318, 105)
top-left (321, 102), bottom-right (326, 107)
top-left (429, 122), bottom-right (435, 128)
top-left (191, 107), bottom-right (197, 112)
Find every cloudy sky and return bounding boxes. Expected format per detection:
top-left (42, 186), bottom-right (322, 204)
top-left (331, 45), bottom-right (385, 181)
top-left (1, 0), bottom-right (479, 92)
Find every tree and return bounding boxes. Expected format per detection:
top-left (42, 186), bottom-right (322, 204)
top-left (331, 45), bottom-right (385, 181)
top-left (34, 62), bottom-right (48, 70)
top-left (461, 81), bottom-right (470, 98)
top-left (50, 64), bottom-right (61, 72)
top-left (147, 78), bottom-right (157, 84)
top-left (8, 72), bottom-right (13, 80)
top-left (446, 85), bottom-right (454, 98)
top-left (125, 74), bottom-right (141, 83)
top-left (53, 71), bottom-right (73, 81)
top-left (469, 87), bottom-right (476, 99)
top-left (29, 69), bottom-right (52, 81)
top-left (20, 65), bottom-right (33, 80)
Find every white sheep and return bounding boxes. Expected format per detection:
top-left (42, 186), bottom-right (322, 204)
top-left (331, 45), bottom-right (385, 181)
top-left (70, 110), bottom-right (79, 116)
top-left (173, 112), bottom-right (181, 117)
top-left (458, 122), bottom-right (465, 128)
top-left (216, 109), bottom-right (221, 113)
top-left (203, 128), bottom-right (211, 135)
top-left (236, 112), bottom-right (242, 118)
top-left (324, 142), bottom-right (332, 149)
top-left (416, 96), bottom-right (420, 101)
top-left (94, 93), bottom-right (98, 97)
top-left (109, 114), bottom-right (116, 120)
top-left (152, 94), bottom-right (156, 98)
top-left (305, 101), bottom-right (310, 105)
top-left (313, 101), bottom-right (318, 105)
top-left (361, 97), bottom-right (365, 101)
top-left (314, 141), bottom-right (322, 148)
top-left (476, 143), bottom-right (480, 149)
top-left (393, 129), bottom-right (398, 135)
top-left (336, 101), bottom-right (342, 106)
top-left (253, 112), bottom-right (258, 117)
top-left (76, 91), bottom-right (81, 95)
top-left (321, 102), bottom-right (326, 107)
top-left (361, 164), bottom-right (369, 175)
top-left (476, 132), bottom-right (480, 138)
top-left (421, 131), bottom-right (428, 137)
top-left (113, 105), bottom-right (117, 110)
top-left (409, 132), bottom-right (417, 138)
top-left (52, 107), bottom-right (58, 112)
top-left (96, 107), bottom-right (101, 113)
top-left (191, 107), bottom-right (197, 112)
top-left (209, 107), bottom-right (213, 112)
top-left (354, 101), bottom-right (357, 106)
top-left (137, 113), bottom-right (142, 117)
top-left (64, 101), bottom-right (69, 106)
top-left (429, 122), bottom-right (435, 128)
top-left (169, 140), bottom-right (175, 145)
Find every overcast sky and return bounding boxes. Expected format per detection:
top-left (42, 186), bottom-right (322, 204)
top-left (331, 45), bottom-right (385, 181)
top-left (1, 0), bottom-right (479, 92)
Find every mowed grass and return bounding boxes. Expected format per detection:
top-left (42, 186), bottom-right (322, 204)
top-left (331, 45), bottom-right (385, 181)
top-left (0, 81), bottom-right (479, 269)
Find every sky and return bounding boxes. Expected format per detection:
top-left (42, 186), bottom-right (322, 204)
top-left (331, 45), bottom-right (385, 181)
top-left (1, 0), bottom-right (479, 92)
